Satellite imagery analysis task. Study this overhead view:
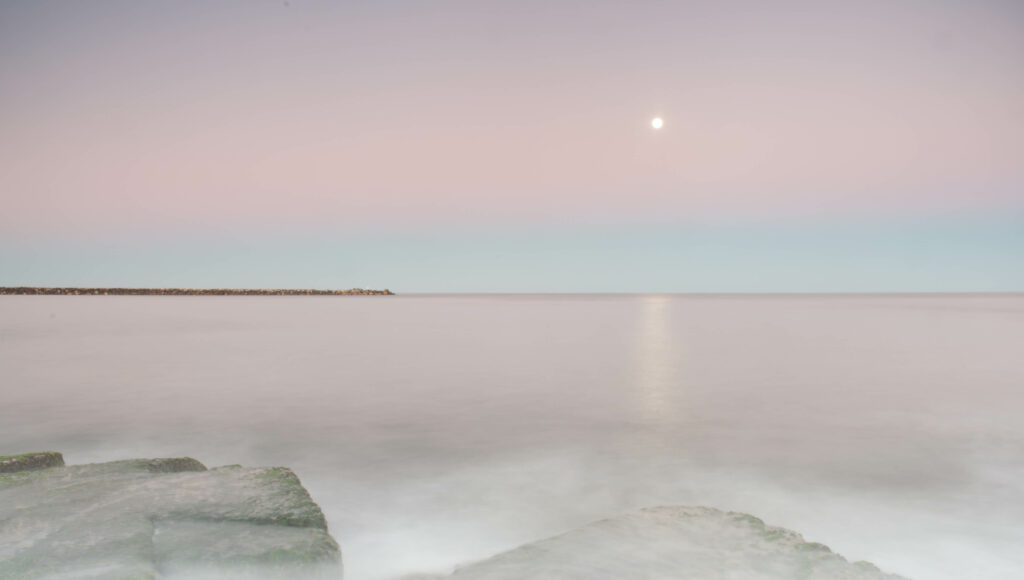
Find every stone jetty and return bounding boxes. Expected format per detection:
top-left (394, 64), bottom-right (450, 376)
top-left (0, 286), bottom-right (392, 296)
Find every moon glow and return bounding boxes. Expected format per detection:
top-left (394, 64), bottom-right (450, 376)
top-left (651, 117), bottom-right (664, 129)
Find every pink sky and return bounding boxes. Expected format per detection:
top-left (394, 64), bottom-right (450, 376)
top-left (1, 0), bottom-right (1023, 237)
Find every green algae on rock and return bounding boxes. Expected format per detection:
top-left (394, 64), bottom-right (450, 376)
top-left (0, 455), bottom-right (341, 579)
top-left (0, 452), bottom-right (64, 473)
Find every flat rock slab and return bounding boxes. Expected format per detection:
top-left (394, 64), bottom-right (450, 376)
top-left (0, 457), bottom-right (341, 579)
top-left (441, 506), bottom-right (906, 580)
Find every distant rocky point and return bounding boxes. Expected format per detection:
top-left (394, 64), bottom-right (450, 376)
top-left (0, 452), bottom-right (341, 579)
top-left (0, 286), bottom-right (393, 296)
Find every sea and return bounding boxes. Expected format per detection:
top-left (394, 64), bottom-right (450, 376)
top-left (2, 294), bottom-right (1022, 579)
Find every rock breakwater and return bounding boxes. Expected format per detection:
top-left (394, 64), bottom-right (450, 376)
top-left (0, 286), bottom-right (393, 296)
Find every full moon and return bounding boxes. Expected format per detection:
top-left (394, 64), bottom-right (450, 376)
top-left (651, 117), bottom-right (664, 129)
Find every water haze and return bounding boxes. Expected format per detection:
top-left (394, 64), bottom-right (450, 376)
top-left (2, 294), bottom-right (1023, 579)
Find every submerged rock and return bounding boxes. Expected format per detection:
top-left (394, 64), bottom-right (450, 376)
top-left (0, 455), bottom-right (341, 579)
top-left (442, 506), bottom-right (906, 580)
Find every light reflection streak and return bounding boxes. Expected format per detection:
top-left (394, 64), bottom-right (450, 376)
top-left (630, 295), bottom-right (682, 427)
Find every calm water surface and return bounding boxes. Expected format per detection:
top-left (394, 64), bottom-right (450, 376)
top-left (2, 294), bottom-right (1023, 579)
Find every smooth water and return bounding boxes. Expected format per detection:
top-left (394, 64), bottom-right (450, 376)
top-left (2, 294), bottom-right (1023, 579)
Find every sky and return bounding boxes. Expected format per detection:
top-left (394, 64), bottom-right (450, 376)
top-left (1, 0), bottom-right (1022, 292)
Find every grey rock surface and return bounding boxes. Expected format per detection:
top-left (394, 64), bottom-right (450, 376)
top-left (0, 456), bottom-right (341, 579)
top-left (437, 506), bottom-right (906, 580)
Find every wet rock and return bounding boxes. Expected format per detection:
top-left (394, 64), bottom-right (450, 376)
top-left (0, 455), bottom-right (341, 579)
top-left (140, 457), bottom-right (207, 473)
top-left (442, 506), bottom-right (906, 580)
top-left (0, 452), bottom-right (64, 473)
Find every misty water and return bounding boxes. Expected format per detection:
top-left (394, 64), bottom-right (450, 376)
top-left (2, 294), bottom-right (1023, 579)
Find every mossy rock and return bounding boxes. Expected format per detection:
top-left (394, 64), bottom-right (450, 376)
top-left (0, 451), bottom-right (64, 473)
top-left (141, 457), bottom-right (207, 473)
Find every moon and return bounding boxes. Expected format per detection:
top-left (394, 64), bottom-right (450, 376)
top-left (651, 117), bottom-right (664, 130)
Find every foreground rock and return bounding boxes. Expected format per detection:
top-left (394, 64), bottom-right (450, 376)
top-left (0, 453), bottom-right (341, 579)
top-left (435, 506), bottom-right (905, 580)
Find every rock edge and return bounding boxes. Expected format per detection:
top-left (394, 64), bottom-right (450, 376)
top-left (0, 452), bottom-right (64, 474)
